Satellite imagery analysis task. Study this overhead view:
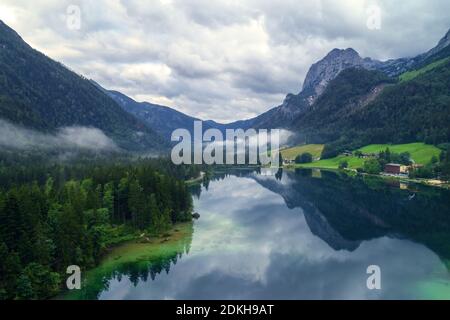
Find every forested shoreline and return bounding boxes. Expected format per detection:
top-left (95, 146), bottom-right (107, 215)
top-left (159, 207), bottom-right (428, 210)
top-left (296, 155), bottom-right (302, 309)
top-left (0, 155), bottom-right (200, 299)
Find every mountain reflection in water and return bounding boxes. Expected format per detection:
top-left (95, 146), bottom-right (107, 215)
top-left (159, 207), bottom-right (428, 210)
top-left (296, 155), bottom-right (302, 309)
top-left (71, 168), bottom-right (450, 300)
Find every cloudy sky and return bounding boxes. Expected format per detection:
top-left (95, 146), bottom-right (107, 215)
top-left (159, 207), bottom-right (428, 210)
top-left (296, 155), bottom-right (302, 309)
top-left (0, 0), bottom-right (449, 122)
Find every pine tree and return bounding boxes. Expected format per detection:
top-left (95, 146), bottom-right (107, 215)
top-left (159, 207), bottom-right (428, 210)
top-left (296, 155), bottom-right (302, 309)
top-left (15, 273), bottom-right (34, 300)
top-left (117, 178), bottom-right (129, 223)
top-left (0, 191), bottom-right (22, 251)
top-left (149, 194), bottom-right (162, 233)
top-left (103, 182), bottom-right (114, 222)
top-left (0, 249), bottom-right (22, 299)
top-left (129, 179), bottom-right (146, 229)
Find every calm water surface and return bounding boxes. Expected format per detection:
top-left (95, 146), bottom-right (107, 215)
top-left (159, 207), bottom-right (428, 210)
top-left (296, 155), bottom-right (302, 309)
top-left (75, 169), bottom-right (450, 299)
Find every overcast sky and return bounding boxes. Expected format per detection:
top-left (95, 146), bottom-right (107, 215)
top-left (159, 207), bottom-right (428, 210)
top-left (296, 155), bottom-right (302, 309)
top-left (1, 0), bottom-right (449, 122)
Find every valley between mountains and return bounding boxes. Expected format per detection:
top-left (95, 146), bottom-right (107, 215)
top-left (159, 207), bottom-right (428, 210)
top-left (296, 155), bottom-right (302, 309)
top-left (1, 13), bottom-right (450, 301)
top-left (1, 19), bottom-right (449, 159)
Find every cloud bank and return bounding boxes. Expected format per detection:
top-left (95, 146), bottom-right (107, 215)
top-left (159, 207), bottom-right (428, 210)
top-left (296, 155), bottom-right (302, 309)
top-left (0, 119), bottom-right (118, 151)
top-left (1, 0), bottom-right (449, 122)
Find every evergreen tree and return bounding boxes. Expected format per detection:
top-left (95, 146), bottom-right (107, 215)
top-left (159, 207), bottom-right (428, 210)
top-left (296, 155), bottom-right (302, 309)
top-left (103, 182), bottom-right (114, 221)
top-left (128, 179), bottom-right (146, 229)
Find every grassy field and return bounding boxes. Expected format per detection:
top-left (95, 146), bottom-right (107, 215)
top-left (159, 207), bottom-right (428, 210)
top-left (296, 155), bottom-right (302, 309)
top-left (358, 143), bottom-right (441, 164)
top-left (281, 144), bottom-right (324, 160)
top-left (298, 155), bottom-right (365, 169)
top-left (63, 222), bottom-right (193, 299)
top-left (399, 57), bottom-right (450, 82)
top-left (291, 142), bottom-right (441, 170)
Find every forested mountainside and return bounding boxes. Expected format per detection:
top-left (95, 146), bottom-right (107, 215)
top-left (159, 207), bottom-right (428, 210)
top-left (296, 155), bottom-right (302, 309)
top-left (290, 68), bottom-right (393, 144)
top-left (290, 59), bottom-right (450, 158)
top-left (97, 86), bottom-right (224, 141)
top-left (106, 89), bottom-right (202, 141)
top-left (0, 21), bottom-right (166, 152)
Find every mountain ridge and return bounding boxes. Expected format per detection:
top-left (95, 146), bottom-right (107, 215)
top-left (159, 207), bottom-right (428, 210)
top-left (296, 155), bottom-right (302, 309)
top-left (1, 19), bottom-right (449, 152)
top-left (0, 20), bottom-right (167, 152)
top-left (224, 27), bottom-right (450, 130)
top-left (87, 25), bottom-right (450, 151)
top-left (96, 25), bottom-right (450, 145)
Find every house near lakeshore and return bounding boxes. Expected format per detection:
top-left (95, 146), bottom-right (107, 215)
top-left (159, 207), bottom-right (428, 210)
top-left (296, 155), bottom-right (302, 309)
top-left (384, 163), bottom-right (409, 175)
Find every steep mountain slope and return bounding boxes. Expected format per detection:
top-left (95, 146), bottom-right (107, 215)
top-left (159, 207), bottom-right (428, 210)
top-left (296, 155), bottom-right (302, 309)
top-left (291, 67), bottom-right (392, 142)
top-left (302, 48), bottom-right (377, 100)
top-left (98, 81), bottom-right (268, 140)
top-left (93, 27), bottom-right (450, 144)
top-left (420, 28), bottom-right (450, 63)
top-left (229, 48), bottom-right (376, 130)
top-left (282, 27), bottom-right (450, 157)
top-left (216, 93), bottom-right (304, 131)
top-left (291, 59), bottom-right (450, 158)
top-left (349, 59), bottom-right (450, 144)
top-left (0, 20), bottom-right (166, 151)
top-left (99, 25), bottom-right (450, 150)
top-left (100, 87), bottom-right (199, 139)
top-left (94, 84), bottom-right (224, 141)
top-left (230, 28), bottom-right (450, 131)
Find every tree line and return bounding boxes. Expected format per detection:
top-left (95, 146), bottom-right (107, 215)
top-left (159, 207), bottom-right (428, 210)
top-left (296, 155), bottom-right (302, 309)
top-left (0, 157), bottom-right (196, 299)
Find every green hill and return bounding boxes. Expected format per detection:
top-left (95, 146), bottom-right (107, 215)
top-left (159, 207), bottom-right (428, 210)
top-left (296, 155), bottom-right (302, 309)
top-left (281, 144), bottom-right (324, 160)
top-left (358, 143), bottom-right (441, 164)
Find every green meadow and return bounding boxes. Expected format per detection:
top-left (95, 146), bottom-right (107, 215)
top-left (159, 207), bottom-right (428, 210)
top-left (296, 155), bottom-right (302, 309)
top-left (289, 142), bottom-right (441, 170)
top-left (281, 144), bottom-right (324, 160)
top-left (358, 143), bottom-right (441, 165)
top-left (298, 155), bottom-right (365, 169)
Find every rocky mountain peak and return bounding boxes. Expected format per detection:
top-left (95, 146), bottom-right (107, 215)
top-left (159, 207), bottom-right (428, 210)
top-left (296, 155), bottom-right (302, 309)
top-left (326, 48), bottom-right (360, 59)
top-left (301, 47), bottom-right (366, 101)
top-left (269, 48), bottom-right (371, 122)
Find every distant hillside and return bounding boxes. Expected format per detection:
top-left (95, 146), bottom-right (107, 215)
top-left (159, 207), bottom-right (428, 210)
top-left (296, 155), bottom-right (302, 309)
top-left (94, 84), bottom-right (227, 142)
top-left (100, 88), bottom-right (198, 140)
top-left (0, 21), bottom-right (166, 152)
